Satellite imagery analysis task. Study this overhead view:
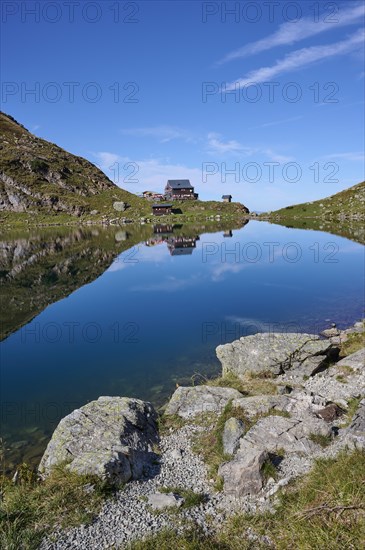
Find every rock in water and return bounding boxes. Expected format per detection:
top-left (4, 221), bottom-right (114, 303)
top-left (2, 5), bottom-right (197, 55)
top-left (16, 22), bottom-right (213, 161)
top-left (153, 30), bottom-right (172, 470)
top-left (216, 333), bottom-right (332, 378)
top-left (38, 396), bottom-right (159, 485)
top-left (164, 385), bottom-right (243, 419)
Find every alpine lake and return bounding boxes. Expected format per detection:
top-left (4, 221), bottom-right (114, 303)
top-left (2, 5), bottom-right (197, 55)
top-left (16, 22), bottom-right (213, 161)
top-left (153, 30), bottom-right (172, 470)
top-left (1, 218), bottom-right (364, 472)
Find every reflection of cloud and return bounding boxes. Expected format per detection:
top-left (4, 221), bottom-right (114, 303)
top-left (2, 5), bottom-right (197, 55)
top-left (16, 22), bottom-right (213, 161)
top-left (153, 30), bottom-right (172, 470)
top-left (130, 275), bottom-right (200, 292)
top-left (210, 262), bottom-right (249, 282)
top-left (263, 282), bottom-right (302, 291)
top-left (108, 243), bottom-right (170, 272)
top-left (225, 315), bottom-right (261, 326)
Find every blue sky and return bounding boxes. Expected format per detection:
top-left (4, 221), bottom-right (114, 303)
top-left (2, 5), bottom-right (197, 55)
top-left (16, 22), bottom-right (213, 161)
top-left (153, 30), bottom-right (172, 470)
top-left (1, 0), bottom-right (364, 210)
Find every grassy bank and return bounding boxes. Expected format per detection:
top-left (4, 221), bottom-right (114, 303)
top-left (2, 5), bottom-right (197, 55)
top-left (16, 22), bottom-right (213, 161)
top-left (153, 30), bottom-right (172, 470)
top-left (0, 463), bottom-right (113, 550)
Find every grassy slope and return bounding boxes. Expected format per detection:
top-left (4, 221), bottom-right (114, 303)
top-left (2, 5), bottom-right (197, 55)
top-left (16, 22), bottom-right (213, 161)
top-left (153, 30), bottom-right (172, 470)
top-left (265, 181), bottom-right (365, 219)
top-left (0, 112), bottom-right (148, 219)
top-left (261, 181), bottom-right (365, 244)
top-left (0, 112), bottom-right (249, 226)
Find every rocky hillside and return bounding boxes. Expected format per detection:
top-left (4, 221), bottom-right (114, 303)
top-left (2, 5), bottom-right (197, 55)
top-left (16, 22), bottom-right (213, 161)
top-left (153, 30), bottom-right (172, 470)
top-left (0, 112), bottom-right (146, 218)
top-left (265, 181), bottom-right (365, 221)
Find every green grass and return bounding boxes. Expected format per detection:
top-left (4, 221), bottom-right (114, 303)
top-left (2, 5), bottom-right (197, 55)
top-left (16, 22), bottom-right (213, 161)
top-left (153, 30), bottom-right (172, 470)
top-left (206, 371), bottom-right (277, 397)
top-left (222, 449), bottom-right (365, 550)
top-left (191, 400), bottom-right (251, 486)
top-left (340, 329), bottom-right (365, 357)
top-left (308, 433), bottom-right (332, 448)
top-left (259, 181), bottom-right (365, 245)
top-left (0, 463), bottom-right (114, 550)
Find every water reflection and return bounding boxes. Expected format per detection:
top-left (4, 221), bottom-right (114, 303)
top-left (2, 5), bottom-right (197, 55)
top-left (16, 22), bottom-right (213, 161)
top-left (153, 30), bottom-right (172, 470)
top-left (0, 218), bottom-right (364, 472)
top-left (146, 225), bottom-right (200, 256)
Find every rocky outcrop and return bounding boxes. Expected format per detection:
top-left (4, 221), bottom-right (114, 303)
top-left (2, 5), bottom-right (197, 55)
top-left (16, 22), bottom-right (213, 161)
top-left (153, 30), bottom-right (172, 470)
top-left (164, 385), bottom-right (243, 419)
top-left (216, 332), bottom-right (334, 379)
top-left (222, 418), bottom-right (246, 455)
top-left (39, 397), bottom-right (159, 485)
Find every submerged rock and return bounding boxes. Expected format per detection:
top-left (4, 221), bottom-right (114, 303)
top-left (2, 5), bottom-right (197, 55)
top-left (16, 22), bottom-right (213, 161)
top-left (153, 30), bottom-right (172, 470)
top-left (216, 332), bottom-right (333, 379)
top-left (38, 396), bottom-right (159, 485)
top-left (164, 385), bottom-right (243, 419)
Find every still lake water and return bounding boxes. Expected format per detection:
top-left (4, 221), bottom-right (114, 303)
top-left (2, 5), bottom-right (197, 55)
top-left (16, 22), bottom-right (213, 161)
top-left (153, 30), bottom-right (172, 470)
top-left (1, 220), bottom-right (364, 469)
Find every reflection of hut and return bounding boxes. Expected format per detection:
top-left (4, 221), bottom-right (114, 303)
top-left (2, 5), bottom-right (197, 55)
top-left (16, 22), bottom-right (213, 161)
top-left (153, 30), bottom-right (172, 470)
top-left (223, 230), bottom-right (233, 238)
top-left (153, 224), bottom-right (173, 234)
top-left (222, 195), bottom-right (232, 203)
top-left (166, 236), bottom-right (199, 256)
top-left (152, 204), bottom-right (172, 216)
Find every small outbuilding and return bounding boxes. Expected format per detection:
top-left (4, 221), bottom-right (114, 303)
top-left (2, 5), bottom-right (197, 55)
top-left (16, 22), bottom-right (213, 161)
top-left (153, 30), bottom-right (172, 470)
top-left (222, 195), bottom-right (232, 203)
top-left (152, 204), bottom-right (172, 216)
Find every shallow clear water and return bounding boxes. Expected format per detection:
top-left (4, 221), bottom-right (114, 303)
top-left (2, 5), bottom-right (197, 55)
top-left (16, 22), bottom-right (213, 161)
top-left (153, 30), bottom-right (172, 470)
top-left (1, 220), bottom-right (364, 469)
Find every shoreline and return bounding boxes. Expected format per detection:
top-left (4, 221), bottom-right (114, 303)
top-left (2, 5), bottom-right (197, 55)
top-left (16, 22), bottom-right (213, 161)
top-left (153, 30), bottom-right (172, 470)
top-left (1, 319), bottom-right (364, 549)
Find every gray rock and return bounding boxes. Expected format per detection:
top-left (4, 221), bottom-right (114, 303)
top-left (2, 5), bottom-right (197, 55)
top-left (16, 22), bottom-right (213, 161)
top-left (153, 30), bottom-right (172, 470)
top-left (232, 395), bottom-right (290, 418)
top-left (216, 333), bottom-right (332, 379)
top-left (38, 396), bottom-right (159, 485)
top-left (222, 417), bottom-right (246, 455)
top-left (321, 327), bottom-right (340, 338)
top-left (113, 201), bottom-right (126, 212)
top-left (336, 348), bottom-right (365, 372)
top-left (239, 414), bottom-right (331, 455)
top-left (164, 386), bottom-right (243, 419)
top-left (219, 443), bottom-right (268, 496)
top-left (348, 398), bottom-right (365, 435)
top-left (147, 492), bottom-right (184, 510)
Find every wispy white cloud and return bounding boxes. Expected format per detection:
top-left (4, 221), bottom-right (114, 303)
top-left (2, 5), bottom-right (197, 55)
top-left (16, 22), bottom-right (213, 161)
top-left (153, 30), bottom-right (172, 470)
top-left (324, 151), bottom-right (365, 162)
top-left (95, 151), bottom-right (121, 169)
top-left (226, 29), bottom-right (365, 90)
top-left (206, 134), bottom-right (293, 162)
top-left (120, 126), bottom-right (196, 143)
top-left (251, 116), bottom-right (303, 129)
top-left (218, 3), bottom-right (365, 64)
top-left (206, 132), bottom-right (257, 156)
top-left (263, 149), bottom-right (294, 163)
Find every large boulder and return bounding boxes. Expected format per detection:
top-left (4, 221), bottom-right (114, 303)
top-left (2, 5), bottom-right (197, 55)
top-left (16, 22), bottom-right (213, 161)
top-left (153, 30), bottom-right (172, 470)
top-left (219, 444), bottom-right (268, 496)
top-left (164, 385), bottom-right (243, 419)
top-left (216, 332), bottom-right (332, 379)
top-left (39, 396), bottom-right (159, 485)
